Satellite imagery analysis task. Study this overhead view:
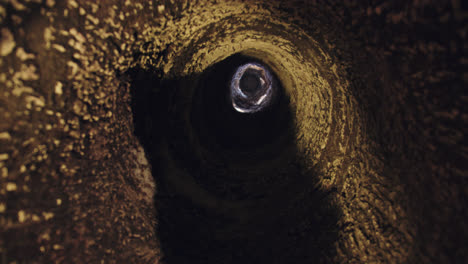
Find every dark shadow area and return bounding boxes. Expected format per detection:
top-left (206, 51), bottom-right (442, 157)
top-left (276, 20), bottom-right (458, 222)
top-left (128, 55), bottom-right (340, 263)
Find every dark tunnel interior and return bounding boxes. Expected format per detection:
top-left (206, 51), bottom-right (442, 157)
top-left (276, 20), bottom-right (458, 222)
top-left (0, 1), bottom-right (466, 263)
top-left (129, 54), bottom-right (338, 263)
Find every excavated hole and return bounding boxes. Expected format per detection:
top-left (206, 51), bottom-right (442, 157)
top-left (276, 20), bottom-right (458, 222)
top-left (128, 53), bottom-right (339, 263)
top-left (192, 54), bottom-right (288, 152)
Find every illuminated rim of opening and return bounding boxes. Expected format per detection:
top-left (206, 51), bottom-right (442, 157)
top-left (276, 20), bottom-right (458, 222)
top-left (230, 63), bottom-right (276, 113)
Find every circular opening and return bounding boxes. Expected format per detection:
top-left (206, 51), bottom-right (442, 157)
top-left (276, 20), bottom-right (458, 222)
top-left (239, 71), bottom-right (263, 96)
top-left (190, 54), bottom-right (293, 154)
top-left (231, 62), bottom-right (276, 113)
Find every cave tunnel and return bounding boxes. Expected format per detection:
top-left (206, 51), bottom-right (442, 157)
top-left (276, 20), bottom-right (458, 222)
top-left (0, 0), bottom-right (467, 263)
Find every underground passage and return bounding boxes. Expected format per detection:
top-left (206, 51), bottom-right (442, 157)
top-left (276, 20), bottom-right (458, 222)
top-left (0, 1), bottom-right (466, 263)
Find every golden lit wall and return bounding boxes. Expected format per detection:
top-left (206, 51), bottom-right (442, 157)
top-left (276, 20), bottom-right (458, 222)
top-left (0, 0), bottom-right (466, 263)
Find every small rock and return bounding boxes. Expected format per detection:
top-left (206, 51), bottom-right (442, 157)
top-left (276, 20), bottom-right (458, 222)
top-left (0, 28), bottom-right (15, 56)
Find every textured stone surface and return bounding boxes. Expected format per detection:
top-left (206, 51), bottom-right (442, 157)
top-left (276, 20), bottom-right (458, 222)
top-left (0, 0), bottom-right (466, 263)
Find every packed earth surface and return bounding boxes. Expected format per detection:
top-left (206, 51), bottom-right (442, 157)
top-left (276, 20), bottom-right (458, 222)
top-left (0, 0), bottom-right (466, 263)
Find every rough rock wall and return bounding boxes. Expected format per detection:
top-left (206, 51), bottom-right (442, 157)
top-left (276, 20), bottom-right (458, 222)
top-left (0, 0), bottom-right (466, 263)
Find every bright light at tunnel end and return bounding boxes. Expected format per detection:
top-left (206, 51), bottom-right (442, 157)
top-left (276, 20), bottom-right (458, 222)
top-left (230, 62), bottom-right (276, 113)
